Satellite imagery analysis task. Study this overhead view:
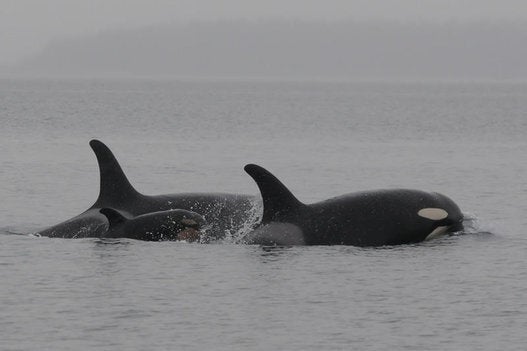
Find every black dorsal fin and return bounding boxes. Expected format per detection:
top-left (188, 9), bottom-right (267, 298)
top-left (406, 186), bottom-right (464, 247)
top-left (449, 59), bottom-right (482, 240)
top-left (244, 164), bottom-right (304, 223)
top-left (89, 140), bottom-right (142, 206)
top-left (99, 208), bottom-right (128, 228)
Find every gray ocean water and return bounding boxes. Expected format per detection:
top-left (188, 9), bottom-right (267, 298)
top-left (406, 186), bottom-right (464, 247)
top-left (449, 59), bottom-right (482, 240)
top-left (1, 79), bottom-right (526, 350)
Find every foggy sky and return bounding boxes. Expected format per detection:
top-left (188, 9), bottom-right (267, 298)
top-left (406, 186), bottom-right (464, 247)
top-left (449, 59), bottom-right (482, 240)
top-left (8, 20), bottom-right (526, 81)
top-left (3, 0), bottom-right (527, 65)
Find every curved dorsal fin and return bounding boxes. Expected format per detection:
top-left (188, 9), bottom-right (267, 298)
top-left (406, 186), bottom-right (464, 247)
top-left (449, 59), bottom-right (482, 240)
top-left (244, 164), bottom-right (303, 223)
top-left (99, 208), bottom-right (128, 228)
top-left (89, 140), bottom-right (142, 206)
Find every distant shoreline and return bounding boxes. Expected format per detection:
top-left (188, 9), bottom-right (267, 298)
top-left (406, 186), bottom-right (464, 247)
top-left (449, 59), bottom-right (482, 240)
top-left (5, 20), bottom-right (527, 81)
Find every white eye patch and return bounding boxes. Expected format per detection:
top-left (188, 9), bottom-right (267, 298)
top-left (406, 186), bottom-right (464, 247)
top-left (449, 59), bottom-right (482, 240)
top-left (417, 208), bottom-right (448, 221)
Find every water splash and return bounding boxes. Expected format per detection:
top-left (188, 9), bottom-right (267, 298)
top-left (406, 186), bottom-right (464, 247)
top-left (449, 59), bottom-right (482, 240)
top-left (462, 212), bottom-right (496, 236)
top-left (216, 198), bottom-right (262, 244)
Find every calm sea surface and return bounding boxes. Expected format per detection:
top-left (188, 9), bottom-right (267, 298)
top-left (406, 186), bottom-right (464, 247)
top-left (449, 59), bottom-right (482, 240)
top-left (1, 79), bottom-right (526, 350)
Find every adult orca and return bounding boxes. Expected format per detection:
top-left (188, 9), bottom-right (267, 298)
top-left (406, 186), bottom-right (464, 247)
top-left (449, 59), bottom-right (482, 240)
top-left (36, 140), bottom-right (256, 239)
top-left (98, 208), bottom-right (205, 242)
top-left (243, 164), bottom-right (464, 246)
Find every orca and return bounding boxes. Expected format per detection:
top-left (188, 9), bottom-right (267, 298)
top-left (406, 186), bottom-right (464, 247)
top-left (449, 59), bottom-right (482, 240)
top-left (36, 140), bottom-right (256, 239)
top-left (98, 208), bottom-right (205, 241)
top-left (243, 164), bottom-right (464, 246)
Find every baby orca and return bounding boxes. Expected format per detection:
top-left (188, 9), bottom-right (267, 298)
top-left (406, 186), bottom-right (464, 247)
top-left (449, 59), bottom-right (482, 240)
top-left (99, 208), bottom-right (205, 242)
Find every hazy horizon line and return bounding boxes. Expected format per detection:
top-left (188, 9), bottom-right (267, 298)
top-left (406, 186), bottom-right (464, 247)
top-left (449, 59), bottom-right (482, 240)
top-left (4, 19), bottom-right (527, 81)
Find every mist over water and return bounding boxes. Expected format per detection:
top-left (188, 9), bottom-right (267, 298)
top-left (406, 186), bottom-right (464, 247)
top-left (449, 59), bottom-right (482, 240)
top-left (3, 0), bottom-right (527, 69)
top-left (3, 20), bottom-right (527, 81)
top-left (1, 79), bottom-right (527, 350)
